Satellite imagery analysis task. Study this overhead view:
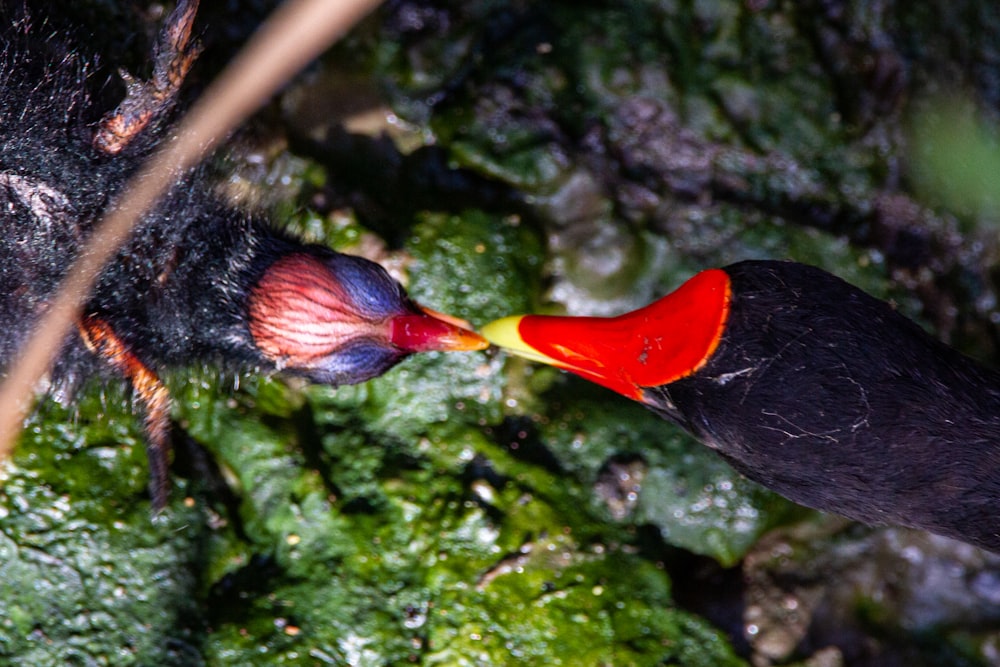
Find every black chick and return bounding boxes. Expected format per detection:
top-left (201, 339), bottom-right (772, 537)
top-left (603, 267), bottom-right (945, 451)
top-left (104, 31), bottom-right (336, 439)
top-left (0, 1), bottom-right (486, 508)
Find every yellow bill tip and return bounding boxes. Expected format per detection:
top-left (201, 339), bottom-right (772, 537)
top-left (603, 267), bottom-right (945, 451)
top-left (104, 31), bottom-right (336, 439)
top-left (478, 314), bottom-right (517, 343)
top-left (480, 315), bottom-right (562, 366)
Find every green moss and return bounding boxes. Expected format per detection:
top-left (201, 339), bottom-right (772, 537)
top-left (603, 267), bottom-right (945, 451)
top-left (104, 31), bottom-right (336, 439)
top-left (424, 554), bottom-right (744, 666)
top-left (0, 391), bottom-right (206, 667)
top-left (174, 207), bottom-right (757, 665)
top-left (508, 384), bottom-right (797, 566)
top-left (10, 0), bottom-right (1000, 664)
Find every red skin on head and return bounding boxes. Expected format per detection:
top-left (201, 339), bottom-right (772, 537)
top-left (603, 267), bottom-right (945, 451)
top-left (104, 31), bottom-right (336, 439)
top-left (248, 254), bottom-right (382, 370)
top-left (248, 253), bottom-right (487, 375)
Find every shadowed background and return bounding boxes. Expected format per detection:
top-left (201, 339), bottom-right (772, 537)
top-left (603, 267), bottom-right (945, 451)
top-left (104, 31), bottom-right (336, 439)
top-left (2, 1), bottom-right (1000, 665)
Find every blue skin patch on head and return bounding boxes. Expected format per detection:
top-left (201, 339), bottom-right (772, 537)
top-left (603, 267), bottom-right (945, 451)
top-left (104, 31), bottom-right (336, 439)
top-left (329, 254), bottom-right (414, 321)
top-left (304, 338), bottom-right (406, 386)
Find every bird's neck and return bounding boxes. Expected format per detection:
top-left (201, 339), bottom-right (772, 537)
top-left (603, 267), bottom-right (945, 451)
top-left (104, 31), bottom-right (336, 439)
top-left (648, 261), bottom-right (1000, 552)
top-left (90, 195), bottom-right (296, 374)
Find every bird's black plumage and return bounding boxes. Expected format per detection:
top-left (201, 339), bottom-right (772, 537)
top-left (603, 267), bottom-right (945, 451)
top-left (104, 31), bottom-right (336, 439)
top-left (0, 5), bottom-right (261, 390)
top-left (484, 260), bottom-right (1000, 552)
top-left (0, 3), bottom-right (486, 507)
top-left (645, 261), bottom-right (1000, 552)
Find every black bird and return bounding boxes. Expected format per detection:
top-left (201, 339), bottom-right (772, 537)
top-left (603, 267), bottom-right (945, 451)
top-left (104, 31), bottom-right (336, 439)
top-left (0, 2), bottom-right (486, 507)
top-left (482, 260), bottom-right (1000, 553)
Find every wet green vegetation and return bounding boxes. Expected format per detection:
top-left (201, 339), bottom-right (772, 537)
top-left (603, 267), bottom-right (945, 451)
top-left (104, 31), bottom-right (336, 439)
top-left (3, 1), bottom-right (1000, 665)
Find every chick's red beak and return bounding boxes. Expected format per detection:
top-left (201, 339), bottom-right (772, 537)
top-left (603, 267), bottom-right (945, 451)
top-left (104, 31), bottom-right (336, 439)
top-left (480, 268), bottom-right (732, 400)
top-left (249, 253), bottom-right (487, 378)
top-left (391, 306), bottom-right (489, 353)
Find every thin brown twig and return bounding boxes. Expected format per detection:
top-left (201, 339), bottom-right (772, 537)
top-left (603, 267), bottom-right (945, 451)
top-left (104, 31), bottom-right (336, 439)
top-left (0, 0), bottom-right (384, 462)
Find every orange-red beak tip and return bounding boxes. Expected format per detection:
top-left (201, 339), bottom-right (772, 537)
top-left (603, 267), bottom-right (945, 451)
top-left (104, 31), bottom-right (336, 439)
top-left (391, 309), bottom-right (489, 353)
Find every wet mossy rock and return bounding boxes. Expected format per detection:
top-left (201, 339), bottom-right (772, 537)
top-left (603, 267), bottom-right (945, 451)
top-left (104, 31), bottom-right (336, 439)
top-left (0, 206), bottom-right (751, 665)
top-left (3, 1), bottom-right (1000, 666)
top-left (0, 393), bottom-right (205, 666)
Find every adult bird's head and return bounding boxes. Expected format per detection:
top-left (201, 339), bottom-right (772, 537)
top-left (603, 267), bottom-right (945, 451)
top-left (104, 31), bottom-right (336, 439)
top-left (479, 268), bottom-right (731, 402)
top-left (248, 252), bottom-right (488, 386)
top-left (483, 260), bottom-right (1000, 554)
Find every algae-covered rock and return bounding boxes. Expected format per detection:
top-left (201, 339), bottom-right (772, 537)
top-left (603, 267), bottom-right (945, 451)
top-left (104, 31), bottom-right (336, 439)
top-left (178, 208), bottom-right (750, 665)
top-left (4, 0), bottom-right (1000, 665)
top-left (0, 393), bottom-right (206, 666)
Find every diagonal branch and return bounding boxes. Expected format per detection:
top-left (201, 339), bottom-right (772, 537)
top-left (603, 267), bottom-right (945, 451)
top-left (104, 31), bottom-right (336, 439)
top-left (0, 0), bottom-right (384, 463)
